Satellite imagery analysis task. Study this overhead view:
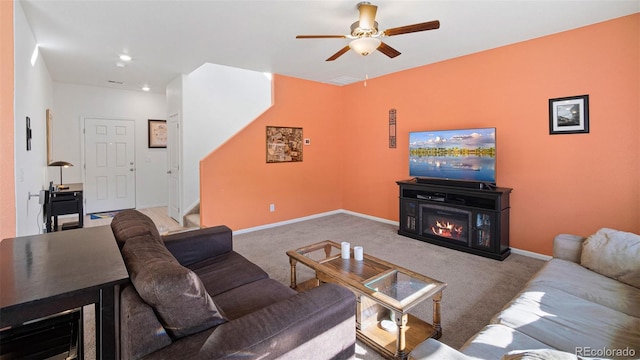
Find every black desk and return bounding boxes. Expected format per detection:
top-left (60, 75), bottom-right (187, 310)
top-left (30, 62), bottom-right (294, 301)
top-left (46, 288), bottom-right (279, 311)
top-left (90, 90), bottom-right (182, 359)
top-left (45, 183), bottom-right (83, 232)
top-left (0, 226), bottom-right (129, 359)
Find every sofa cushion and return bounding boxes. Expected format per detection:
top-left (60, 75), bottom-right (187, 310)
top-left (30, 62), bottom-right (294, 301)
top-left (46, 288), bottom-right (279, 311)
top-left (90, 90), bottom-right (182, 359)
top-left (502, 349), bottom-right (581, 360)
top-left (111, 209), bottom-right (161, 248)
top-left (194, 283), bottom-right (355, 359)
top-left (581, 228), bottom-right (640, 288)
top-left (490, 285), bottom-right (640, 354)
top-left (529, 259), bottom-right (640, 318)
top-left (119, 285), bottom-right (172, 359)
top-left (122, 233), bottom-right (226, 339)
top-left (213, 278), bottom-right (296, 320)
top-left (190, 251), bottom-right (269, 296)
top-left (460, 324), bottom-right (551, 360)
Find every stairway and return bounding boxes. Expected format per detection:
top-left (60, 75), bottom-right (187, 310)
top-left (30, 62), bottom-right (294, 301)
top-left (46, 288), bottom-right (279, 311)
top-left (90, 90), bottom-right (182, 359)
top-left (184, 213), bottom-right (200, 228)
top-left (183, 202), bottom-right (201, 228)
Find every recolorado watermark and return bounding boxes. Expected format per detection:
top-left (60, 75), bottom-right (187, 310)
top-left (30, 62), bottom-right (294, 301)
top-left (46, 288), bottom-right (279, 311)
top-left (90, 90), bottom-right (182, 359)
top-left (576, 346), bottom-right (636, 358)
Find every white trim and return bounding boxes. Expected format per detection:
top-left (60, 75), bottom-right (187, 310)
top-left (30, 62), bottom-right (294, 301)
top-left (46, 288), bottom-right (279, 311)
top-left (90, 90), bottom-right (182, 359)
top-left (233, 209), bottom-right (553, 262)
top-left (340, 209), bottom-right (399, 226)
top-left (232, 210), bottom-right (343, 235)
top-left (511, 247), bottom-right (552, 261)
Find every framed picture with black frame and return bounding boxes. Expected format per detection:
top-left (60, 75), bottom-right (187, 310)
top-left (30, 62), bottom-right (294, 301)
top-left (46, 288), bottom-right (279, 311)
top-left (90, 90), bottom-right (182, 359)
top-left (549, 95), bottom-right (589, 134)
top-left (148, 119), bottom-right (167, 148)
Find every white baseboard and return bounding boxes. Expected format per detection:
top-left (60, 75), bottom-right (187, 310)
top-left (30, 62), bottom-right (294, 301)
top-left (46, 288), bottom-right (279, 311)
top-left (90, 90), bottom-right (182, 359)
top-left (233, 210), bottom-right (343, 235)
top-left (340, 210), bottom-right (399, 226)
top-left (511, 247), bottom-right (552, 261)
top-left (234, 209), bottom-right (552, 261)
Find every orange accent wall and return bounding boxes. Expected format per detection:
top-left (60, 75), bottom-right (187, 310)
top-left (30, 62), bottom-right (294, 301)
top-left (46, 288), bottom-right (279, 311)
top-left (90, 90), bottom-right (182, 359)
top-left (0, 0), bottom-right (16, 240)
top-left (341, 14), bottom-right (639, 255)
top-left (200, 14), bottom-right (639, 255)
top-left (200, 75), bottom-right (344, 230)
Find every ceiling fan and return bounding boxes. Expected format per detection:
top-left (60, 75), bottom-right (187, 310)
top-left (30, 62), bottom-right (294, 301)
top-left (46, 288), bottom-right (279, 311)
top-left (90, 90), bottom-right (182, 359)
top-left (296, 2), bottom-right (440, 61)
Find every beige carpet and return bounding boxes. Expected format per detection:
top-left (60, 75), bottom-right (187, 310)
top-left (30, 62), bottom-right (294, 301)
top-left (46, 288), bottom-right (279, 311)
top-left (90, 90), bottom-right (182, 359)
top-left (232, 213), bottom-right (545, 359)
top-left (84, 212), bottom-right (545, 359)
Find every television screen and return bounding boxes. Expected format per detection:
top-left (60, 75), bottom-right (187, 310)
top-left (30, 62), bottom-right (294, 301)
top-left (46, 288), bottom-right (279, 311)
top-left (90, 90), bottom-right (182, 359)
top-left (409, 127), bottom-right (496, 184)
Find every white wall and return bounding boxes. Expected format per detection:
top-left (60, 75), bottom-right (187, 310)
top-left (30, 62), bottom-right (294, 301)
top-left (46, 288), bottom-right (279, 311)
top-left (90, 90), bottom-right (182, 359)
top-left (181, 63), bottom-right (272, 213)
top-left (52, 83), bottom-right (167, 210)
top-left (14, 1), bottom-right (53, 236)
top-left (166, 75), bottom-right (183, 120)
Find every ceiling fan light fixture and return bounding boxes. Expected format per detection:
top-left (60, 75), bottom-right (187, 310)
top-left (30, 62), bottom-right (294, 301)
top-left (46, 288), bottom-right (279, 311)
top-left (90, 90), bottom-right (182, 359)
top-left (349, 37), bottom-right (381, 56)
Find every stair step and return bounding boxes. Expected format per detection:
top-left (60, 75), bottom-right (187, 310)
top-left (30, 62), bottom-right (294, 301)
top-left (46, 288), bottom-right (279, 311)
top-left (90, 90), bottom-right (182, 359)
top-left (184, 213), bottom-right (200, 228)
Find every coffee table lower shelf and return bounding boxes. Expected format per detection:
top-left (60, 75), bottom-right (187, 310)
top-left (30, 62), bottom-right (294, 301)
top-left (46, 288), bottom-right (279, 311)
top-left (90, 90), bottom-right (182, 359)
top-left (357, 314), bottom-right (438, 359)
top-left (292, 278), bottom-right (320, 292)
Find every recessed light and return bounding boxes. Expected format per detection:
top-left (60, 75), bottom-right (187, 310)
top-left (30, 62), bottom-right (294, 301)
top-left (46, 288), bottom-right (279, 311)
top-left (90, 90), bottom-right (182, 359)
top-left (116, 62), bottom-right (126, 68)
top-left (119, 54), bottom-right (132, 62)
top-left (142, 86), bottom-right (150, 92)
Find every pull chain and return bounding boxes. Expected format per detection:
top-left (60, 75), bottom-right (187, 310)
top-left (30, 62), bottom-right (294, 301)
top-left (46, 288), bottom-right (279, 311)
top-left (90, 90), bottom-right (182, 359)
top-left (364, 55), bottom-right (370, 87)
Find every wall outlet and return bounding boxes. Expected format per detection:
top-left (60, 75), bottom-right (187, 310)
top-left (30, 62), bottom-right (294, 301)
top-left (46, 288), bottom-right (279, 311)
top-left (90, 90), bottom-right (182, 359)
top-left (269, 203), bottom-right (275, 212)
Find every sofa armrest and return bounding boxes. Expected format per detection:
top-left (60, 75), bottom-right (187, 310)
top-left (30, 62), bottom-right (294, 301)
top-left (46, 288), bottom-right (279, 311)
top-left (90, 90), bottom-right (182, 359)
top-left (197, 283), bottom-right (356, 360)
top-left (410, 338), bottom-right (472, 360)
top-left (161, 225), bottom-right (232, 266)
top-left (552, 234), bottom-right (585, 263)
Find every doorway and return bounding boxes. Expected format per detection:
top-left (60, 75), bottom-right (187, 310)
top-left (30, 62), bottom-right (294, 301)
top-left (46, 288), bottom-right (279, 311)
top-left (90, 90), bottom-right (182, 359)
top-left (167, 113), bottom-right (181, 223)
top-left (83, 118), bottom-right (136, 214)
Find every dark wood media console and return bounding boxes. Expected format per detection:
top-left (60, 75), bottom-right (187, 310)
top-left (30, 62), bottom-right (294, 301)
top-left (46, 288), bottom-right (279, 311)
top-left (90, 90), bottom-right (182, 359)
top-left (397, 179), bottom-right (512, 260)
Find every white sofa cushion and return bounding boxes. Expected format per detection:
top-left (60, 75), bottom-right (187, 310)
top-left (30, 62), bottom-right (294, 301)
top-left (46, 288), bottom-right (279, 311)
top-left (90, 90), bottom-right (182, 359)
top-left (460, 324), bottom-right (550, 360)
top-left (491, 285), bottom-right (640, 355)
top-left (529, 259), bottom-right (640, 318)
top-left (501, 349), bottom-right (581, 360)
top-left (580, 228), bottom-right (640, 288)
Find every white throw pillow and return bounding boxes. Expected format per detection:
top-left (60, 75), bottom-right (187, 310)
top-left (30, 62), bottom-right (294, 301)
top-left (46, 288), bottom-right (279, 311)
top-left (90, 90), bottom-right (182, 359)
top-left (580, 228), bottom-right (640, 289)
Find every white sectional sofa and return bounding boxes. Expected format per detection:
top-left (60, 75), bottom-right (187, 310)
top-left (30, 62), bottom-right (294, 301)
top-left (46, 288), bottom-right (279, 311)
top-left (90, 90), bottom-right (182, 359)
top-left (410, 228), bottom-right (640, 360)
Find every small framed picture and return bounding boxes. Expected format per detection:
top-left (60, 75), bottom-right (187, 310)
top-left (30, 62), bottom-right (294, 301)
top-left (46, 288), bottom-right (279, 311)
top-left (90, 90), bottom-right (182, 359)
top-left (549, 95), bottom-right (589, 134)
top-left (266, 126), bottom-right (303, 163)
top-left (148, 119), bottom-right (167, 148)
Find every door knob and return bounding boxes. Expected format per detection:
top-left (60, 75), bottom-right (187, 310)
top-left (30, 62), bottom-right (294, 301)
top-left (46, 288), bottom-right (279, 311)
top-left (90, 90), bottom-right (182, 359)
top-left (167, 170), bottom-right (172, 174)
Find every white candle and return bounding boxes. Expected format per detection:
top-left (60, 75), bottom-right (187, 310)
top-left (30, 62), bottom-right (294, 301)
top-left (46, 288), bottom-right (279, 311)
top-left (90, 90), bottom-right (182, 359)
top-left (354, 246), bottom-right (364, 261)
top-left (341, 242), bottom-right (350, 259)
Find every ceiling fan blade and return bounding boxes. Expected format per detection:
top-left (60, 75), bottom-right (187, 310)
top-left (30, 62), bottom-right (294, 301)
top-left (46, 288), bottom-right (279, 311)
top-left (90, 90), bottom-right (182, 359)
top-left (382, 20), bottom-right (440, 37)
top-left (377, 42), bottom-right (401, 58)
top-left (296, 35), bottom-right (348, 39)
top-left (326, 45), bottom-right (351, 61)
top-left (358, 4), bottom-right (378, 30)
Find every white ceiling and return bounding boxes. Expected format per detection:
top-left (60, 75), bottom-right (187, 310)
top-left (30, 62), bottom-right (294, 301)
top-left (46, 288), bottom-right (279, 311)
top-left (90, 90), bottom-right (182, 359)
top-left (20, 0), bottom-right (640, 93)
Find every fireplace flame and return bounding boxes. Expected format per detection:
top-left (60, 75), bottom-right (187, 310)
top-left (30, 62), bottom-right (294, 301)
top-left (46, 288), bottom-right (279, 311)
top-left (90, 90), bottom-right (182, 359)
top-left (431, 220), bottom-right (464, 238)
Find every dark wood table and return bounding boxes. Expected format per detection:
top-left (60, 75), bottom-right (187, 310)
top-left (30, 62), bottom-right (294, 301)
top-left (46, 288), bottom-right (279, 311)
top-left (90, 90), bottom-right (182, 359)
top-left (45, 182), bottom-right (84, 232)
top-left (0, 226), bottom-right (129, 359)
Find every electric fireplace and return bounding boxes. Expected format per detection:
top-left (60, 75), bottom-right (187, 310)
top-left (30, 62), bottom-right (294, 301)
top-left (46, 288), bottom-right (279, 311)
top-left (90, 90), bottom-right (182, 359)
top-left (421, 204), bottom-right (472, 245)
top-left (397, 179), bottom-right (512, 260)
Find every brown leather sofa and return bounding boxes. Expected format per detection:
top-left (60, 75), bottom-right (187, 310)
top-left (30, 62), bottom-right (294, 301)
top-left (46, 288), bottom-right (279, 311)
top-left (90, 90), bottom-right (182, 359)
top-left (111, 210), bottom-right (356, 359)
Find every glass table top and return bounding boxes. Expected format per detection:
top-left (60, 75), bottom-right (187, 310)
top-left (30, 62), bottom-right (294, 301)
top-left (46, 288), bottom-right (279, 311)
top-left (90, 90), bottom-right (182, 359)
top-left (364, 270), bottom-right (438, 304)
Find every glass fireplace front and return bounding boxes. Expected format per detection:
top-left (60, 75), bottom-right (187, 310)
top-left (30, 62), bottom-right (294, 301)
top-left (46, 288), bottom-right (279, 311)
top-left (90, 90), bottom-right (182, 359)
top-left (421, 204), bottom-right (472, 245)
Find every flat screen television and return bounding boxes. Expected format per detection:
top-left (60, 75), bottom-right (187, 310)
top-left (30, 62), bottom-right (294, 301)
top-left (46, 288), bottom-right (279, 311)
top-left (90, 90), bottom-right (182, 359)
top-left (409, 127), bottom-right (496, 185)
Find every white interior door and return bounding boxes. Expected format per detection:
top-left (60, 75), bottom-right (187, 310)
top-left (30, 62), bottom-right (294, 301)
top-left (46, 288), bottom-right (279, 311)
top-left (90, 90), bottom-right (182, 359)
top-left (84, 118), bottom-right (136, 213)
top-left (167, 113), bottom-right (181, 222)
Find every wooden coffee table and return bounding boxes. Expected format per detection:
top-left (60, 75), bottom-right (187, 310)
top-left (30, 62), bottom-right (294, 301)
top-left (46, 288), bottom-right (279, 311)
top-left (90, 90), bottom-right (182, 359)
top-left (286, 240), bottom-right (446, 360)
